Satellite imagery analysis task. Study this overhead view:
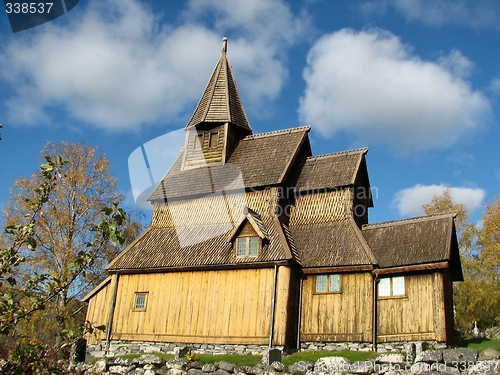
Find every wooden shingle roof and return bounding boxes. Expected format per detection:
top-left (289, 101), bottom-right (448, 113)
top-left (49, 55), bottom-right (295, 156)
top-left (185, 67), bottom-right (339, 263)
top-left (293, 148), bottom-right (369, 192)
top-left (289, 218), bottom-right (376, 268)
top-left (148, 126), bottom-right (310, 201)
top-left (186, 37), bottom-right (251, 132)
top-left (362, 214), bottom-right (462, 280)
top-left (106, 209), bottom-right (298, 271)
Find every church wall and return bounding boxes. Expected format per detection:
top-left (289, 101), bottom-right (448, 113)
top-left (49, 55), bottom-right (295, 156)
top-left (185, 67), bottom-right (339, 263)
top-left (376, 272), bottom-right (447, 342)
top-left (300, 272), bottom-right (373, 342)
top-left (289, 189), bottom-right (353, 226)
top-left (105, 268), bottom-right (279, 345)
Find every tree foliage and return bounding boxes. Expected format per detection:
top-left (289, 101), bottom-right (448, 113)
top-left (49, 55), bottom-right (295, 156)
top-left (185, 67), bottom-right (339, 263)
top-left (422, 189), bottom-right (500, 333)
top-left (0, 143), bottom-right (142, 373)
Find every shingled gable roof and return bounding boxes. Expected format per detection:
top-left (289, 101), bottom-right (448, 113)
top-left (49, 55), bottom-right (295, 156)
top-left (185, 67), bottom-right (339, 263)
top-left (292, 148), bottom-right (369, 190)
top-left (185, 36), bottom-right (251, 132)
top-left (289, 218), bottom-right (376, 269)
top-left (362, 214), bottom-right (463, 280)
top-left (106, 208), bottom-right (299, 271)
top-left (148, 126), bottom-right (311, 201)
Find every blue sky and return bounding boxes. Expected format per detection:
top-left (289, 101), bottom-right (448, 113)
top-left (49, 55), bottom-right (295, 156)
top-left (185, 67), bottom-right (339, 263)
top-left (1, 0), bottom-right (499, 227)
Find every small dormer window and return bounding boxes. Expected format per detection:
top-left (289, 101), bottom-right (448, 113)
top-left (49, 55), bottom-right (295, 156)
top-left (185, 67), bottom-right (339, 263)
top-left (236, 236), bottom-right (259, 257)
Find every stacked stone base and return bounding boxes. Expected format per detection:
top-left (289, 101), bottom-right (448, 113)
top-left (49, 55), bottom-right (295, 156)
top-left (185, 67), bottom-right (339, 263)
top-left (87, 340), bottom-right (447, 359)
top-left (87, 341), bottom-right (285, 359)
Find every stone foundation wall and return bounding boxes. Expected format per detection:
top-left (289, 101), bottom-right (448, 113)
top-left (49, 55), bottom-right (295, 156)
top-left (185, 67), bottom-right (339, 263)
top-left (87, 340), bottom-right (285, 359)
top-left (300, 340), bottom-right (447, 354)
top-left (87, 340), bottom-right (447, 359)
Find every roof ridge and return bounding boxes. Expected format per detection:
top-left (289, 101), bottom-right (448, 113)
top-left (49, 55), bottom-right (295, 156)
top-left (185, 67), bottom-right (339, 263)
top-left (362, 212), bottom-right (457, 229)
top-left (243, 125), bottom-right (311, 140)
top-left (307, 147), bottom-right (368, 161)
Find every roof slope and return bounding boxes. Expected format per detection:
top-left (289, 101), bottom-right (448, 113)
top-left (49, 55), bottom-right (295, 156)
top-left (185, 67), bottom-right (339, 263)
top-left (362, 214), bottom-right (459, 270)
top-left (106, 209), bottom-right (298, 271)
top-left (149, 126), bottom-right (310, 201)
top-left (186, 37), bottom-right (251, 131)
top-left (289, 218), bottom-right (376, 268)
top-left (293, 148), bottom-right (369, 192)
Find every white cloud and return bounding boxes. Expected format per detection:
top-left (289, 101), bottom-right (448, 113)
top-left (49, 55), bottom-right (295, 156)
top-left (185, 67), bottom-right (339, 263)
top-left (298, 29), bottom-right (491, 154)
top-left (360, 0), bottom-right (500, 30)
top-left (393, 184), bottom-right (486, 217)
top-left (0, 0), bottom-right (309, 131)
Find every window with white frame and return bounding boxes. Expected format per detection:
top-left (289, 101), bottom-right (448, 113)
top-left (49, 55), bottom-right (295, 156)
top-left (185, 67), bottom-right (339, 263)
top-left (315, 274), bottom-right (341, 293)
top-left (236, 237), bottom-right (259, 257)
top-left (378, 276), bottom-right (405, 297)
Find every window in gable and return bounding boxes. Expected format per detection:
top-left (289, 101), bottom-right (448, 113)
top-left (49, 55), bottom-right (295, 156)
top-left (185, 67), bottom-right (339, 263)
top-left (378, 276), bottom-right (405, 297)
top-left (315, 274), bottom-right (341, 293)
top-left (134, 292), bottom-right (148, 311)
top-left (235, 236), bottom-right (260, 257)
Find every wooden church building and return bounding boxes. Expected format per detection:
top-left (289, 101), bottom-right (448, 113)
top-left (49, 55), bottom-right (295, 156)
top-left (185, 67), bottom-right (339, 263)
top-left (84, 37), bottom-right (463, 351)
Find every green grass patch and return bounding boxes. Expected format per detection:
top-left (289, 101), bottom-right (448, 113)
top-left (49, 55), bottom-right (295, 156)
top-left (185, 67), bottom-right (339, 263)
top-left (282, 350), bottom-right (378, 366)
top-left (199, 354), bottom-right (261, 366)
top-left (459, 338), bottom-right (500, 353)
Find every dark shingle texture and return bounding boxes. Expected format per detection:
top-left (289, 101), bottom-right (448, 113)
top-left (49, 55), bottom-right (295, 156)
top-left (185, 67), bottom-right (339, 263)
top-left (362, 215), bottom-right (454, 268)
top-left (149, 127), bottom-right (310, 201)
top-left (186, 52), bottom-right (251, 131)
top-left (289, 219), bottom-right (374, 268)
top-left (293, 149), bottom-right (368, 192)
top-left (107, 210), bottom-right (294, 271)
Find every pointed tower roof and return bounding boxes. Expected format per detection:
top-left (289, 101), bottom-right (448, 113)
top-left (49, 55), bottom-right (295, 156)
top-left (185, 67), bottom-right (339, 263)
top-left (185, 37), bottom-right (252, 132)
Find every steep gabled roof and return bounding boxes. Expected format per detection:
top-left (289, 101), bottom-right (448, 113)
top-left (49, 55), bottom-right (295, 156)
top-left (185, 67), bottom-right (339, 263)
top-left (362, 214), bottom-right (463, 280)
top-left (148, 126), bottom-right (311, 201)
top-left (292, 148), bottom-right (369, 192)
top-left (186, 37), bottom-right (251, 132)
top-left (289, 218), bottom-right (376, 268)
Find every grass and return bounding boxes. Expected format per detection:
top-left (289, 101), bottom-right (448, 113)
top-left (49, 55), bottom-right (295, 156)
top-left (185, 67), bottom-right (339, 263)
top-left (459, 338), bottom-right (500, 353)
top-left (282, 350), bottom-right (378, 365)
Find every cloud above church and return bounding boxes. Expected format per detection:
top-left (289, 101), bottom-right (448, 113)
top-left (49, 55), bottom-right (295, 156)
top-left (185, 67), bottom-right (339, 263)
top-left (0, 0), bottom-right (308, 131)
top-left (360, 0), bottom-right (500, 31)
top-left (392, 184), bottom-right (486, 217)
top-left (298, 29), bottom-right (491, 154)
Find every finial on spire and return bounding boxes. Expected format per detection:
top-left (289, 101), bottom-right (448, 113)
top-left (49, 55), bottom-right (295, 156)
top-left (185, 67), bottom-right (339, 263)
top-left (222, 35), bottom-right (227, 53)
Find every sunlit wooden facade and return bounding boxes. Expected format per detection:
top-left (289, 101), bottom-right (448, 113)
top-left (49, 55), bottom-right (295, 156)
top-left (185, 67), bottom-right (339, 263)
top-left (84, 38), bottom-right (462, 349)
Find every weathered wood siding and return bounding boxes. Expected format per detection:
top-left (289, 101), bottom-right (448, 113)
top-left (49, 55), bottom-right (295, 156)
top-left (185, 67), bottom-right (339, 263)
top-left (102, 268), bottom-right (280, 345)
top-left (300, 272), bottom-right (373, 342)
top-left (184, 125), bottom-right (225, 169)
top-left (85, 280), bottom-right (113, 344)
top-left (377, 272), bottom-right (448, 342)
top-left (289, 189), bottom-right (353, 226)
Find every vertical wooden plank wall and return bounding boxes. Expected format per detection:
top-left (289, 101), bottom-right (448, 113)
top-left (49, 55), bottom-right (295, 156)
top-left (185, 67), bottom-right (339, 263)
top-left (377, 273), bottom-right (444, 342)
top-left (300, 272), bottom-right (373, 342)
top-left (106, 268), bottom-right (277, 345)
top-left (85, 282), bottom-right (112, 344)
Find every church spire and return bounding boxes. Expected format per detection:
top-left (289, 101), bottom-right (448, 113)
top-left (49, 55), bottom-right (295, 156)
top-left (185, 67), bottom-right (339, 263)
top-left (185, 36), bottom-right (252, 132)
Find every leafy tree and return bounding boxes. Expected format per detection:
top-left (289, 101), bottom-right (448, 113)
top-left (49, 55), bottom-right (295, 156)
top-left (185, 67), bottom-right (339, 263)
top-left (1, 142), bottom-right (142, 356)
top-left (422, 189), bottom-right (500, 332)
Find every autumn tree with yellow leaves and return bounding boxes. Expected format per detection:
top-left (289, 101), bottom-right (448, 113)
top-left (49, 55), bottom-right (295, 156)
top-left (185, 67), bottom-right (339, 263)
top-left (423, 189), bottom-right (500, 333)
top-left (0, 142), bottom-right (142, 372)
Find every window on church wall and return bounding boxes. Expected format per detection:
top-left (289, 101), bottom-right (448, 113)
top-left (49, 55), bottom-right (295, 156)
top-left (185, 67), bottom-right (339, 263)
top-left (209, 132), bottom-right (219, 148)
top-left (378, 276), bottom-right (405, 297)
top-left (193, 133), bottom-right (204, 150)
top-left (235, 236), bottom-right (260, 257)
top-left (133, 292), bottom-right (148, 311)
top-left (315, 274), bottom-right (341, 293)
